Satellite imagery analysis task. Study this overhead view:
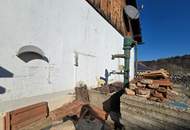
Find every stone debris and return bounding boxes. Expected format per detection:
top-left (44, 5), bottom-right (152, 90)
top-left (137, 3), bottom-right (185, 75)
top-left (129, 83), bottom-right (138, 90)
top-left (171, 74), bottom-right (190, 88)
top-left (135, 88), bottom-right (150, 97)
top-left (129, 69), bottom-right (177, 102)
top-left (125, 88), bottom-right (135, 96)
top-left (140, 79), bottom-right (153, 85)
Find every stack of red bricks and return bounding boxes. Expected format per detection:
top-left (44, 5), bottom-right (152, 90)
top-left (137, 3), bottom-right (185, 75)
top-left (127, 69), bottom-right (177, 102)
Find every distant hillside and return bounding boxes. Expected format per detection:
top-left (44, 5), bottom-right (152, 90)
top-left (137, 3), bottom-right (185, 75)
top-left (141, 55), bottom-right (190, 75)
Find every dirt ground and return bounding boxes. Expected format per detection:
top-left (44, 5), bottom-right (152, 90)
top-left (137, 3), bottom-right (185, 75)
top-left (0, 90), bottom-right (75, 130)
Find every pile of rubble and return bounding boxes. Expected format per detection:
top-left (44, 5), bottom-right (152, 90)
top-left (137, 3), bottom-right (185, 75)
top-left (127, 69), bottom-right (177, 102)
top-left (49, 100), bottom-right (111, 130)
top-left (171, 74), bottom-right (190, 88)
top-left (50, 100), bottom-right (107, 122)
top-left (49, 85), bottom-right (112, 130)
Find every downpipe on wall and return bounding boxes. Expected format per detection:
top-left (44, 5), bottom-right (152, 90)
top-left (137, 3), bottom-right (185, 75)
top-left (112, 37), bottom-right (137, 88)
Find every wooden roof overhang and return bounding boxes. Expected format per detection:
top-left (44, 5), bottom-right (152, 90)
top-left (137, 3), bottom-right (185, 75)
top-left (86, 0), bottom-right (142, 43)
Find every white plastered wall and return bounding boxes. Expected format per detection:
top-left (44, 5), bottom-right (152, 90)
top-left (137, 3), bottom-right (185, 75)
top-left (0, 0), bottom-right (135, 101)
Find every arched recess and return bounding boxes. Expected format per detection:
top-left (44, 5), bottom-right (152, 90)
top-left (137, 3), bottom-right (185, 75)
top-left (17, 45), bottom-right (49, 63)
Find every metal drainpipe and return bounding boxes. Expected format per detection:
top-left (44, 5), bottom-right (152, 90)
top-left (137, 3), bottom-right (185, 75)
top-left (112, 15), bottom-right (139, 88)
top-left (111, 37), bottom-right (136, 88)
top-left (135, 46), bottom-right (138, 76)
top-left (123, 37), bottom-right (136, 88)
top-left (123, 16), bottom-right (136, 88)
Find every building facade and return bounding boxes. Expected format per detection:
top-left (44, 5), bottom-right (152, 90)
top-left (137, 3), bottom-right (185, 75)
top-left (0, 0), bottom-right (138, 101)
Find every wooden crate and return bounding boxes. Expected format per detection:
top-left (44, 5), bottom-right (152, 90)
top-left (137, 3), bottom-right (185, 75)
top-left (4, 102), bottom-right (49, 130)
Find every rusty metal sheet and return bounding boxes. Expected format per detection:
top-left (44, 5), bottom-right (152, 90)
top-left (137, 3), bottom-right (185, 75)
top-left (50, 100), bottom-right (87, 121)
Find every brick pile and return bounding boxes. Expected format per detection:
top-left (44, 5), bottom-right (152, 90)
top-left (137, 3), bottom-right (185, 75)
top-left (127, 69), bottom-right (177, 102)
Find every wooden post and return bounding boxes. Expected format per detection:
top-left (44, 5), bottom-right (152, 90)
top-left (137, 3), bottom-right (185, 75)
top-left (75, 86), bottom-right (89, 103)
top-left (4, 113), bottom-right (11, 130)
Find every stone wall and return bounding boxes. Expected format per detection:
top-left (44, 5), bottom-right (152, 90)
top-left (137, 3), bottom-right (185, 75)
top-left (89, 90), bottom-right (190, 130)
top-left (121, 95), bottom-right (190, 130)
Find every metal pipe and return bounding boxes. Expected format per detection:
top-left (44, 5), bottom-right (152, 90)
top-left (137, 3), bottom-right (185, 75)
top-left (110, 71), bottom-right (124, 75)
top-left (112, 54), bottom-right (126, 59)
top-left (123, 37), bottom-right (132, 88)
top-left (135, 46), bottom-right (138, 75)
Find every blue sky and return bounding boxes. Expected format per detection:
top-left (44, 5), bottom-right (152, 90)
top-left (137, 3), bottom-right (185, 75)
top-left (137, 0), bottom-right (190, 61)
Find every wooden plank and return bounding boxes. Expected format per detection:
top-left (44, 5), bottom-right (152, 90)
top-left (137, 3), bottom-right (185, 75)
top-left (11, 116), bottom-right (46, 130)
top-left (4, 102), bottom-right (48, 130)
top-left (10, 102), bottom-right (47, 115)
top-left (4, 113), bottom-right (11, 130)
top-left (94, 0), bottom-right (100, 8)
top-left (4, 116), bottom-right (5, 130)
top-left (153, 79), bottom-right (172, 87)
top-left (86, 0), bottom-right (130, 38)
top-left (111, 0), bottom-right (122, 27)
top-left (100, 0), bottom-right (108, 16)
top-left (88, 0), bottom-right (94, 4)
top-left (107, 0), bottom-right (111, 19)
top-left (11, 105), bottom-right (47, 125)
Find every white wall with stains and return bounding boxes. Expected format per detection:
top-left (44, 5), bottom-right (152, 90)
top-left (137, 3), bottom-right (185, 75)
top-left (0, 0), bottom-right (135, 101)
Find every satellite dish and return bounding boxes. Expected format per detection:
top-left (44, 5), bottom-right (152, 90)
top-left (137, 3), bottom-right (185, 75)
top-left (124, 5), bottom-right (140, 19)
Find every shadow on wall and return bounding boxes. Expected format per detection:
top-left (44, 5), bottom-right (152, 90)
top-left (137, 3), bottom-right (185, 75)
top-left (17, 52), bottom-right (49, 63)
top-left (17, 45), bottom-right (49, 63)
top-left (0, 66), bottom-right (14, 78)
top-left (0, 86), bottom-right (6, 94)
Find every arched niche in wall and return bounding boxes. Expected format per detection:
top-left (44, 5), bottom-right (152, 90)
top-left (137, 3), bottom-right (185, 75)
top-left (17, 45), bottom-right (49, 63)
